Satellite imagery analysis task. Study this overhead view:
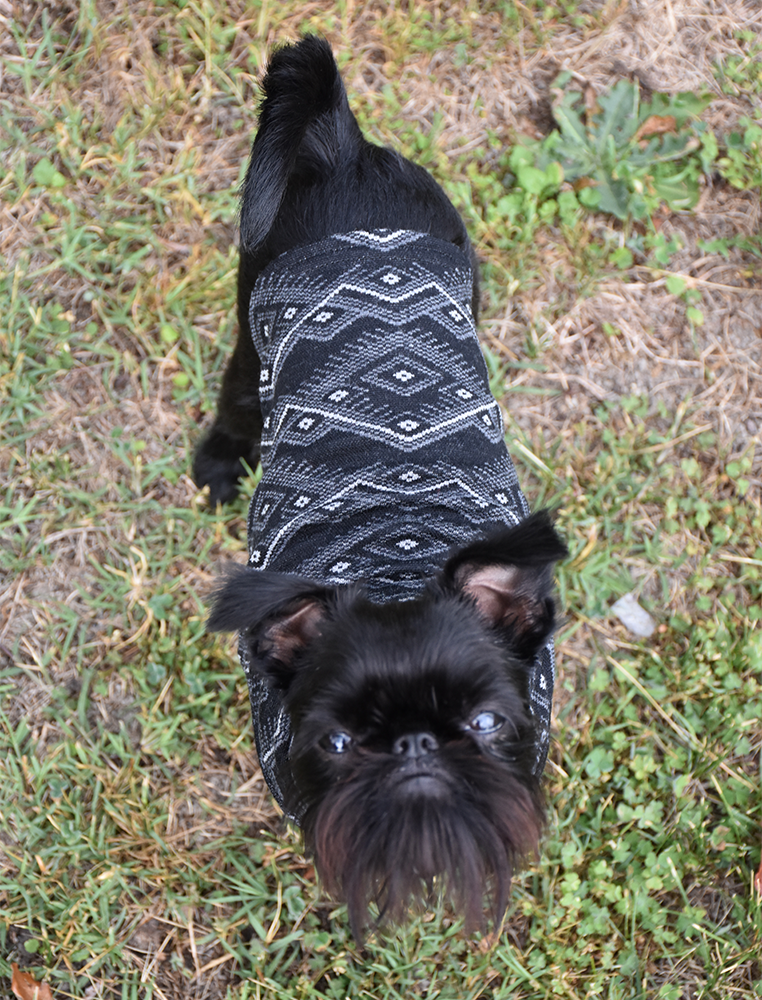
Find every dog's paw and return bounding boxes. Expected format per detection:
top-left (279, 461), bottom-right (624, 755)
top-left (193, 428), bottom-right (259, 506)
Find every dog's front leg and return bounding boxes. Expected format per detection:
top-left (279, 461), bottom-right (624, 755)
top-left (192, 249), bottom-right (263, 505)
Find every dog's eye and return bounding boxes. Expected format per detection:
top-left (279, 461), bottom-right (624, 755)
top-left (468, 711), bottom-right (505, 734)
top-left (320, 731), bottom-right (353, 754)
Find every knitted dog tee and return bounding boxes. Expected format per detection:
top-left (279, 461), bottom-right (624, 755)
top-left (241, 229), bottom-right (555, 819)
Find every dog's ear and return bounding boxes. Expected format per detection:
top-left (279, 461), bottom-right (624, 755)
top-left (207, 565), bottom-right (333, 689)
top-left (441, 510), bottom-right (568, 661)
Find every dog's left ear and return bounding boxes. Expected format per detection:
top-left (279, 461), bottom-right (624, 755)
top-left (207, 565), bottom-right (333, 689)
top-left (441, 510), bottom-right (568, 661)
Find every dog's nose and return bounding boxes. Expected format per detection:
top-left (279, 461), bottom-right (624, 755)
top-left (392, 732), bottom-right (439, 758)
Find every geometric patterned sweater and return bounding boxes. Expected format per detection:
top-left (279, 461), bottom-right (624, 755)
top-left (241, 229), bottom-right (555, 819)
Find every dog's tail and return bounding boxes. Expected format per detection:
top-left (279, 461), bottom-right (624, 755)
top-left (240, 36), bottom-right (360, 252)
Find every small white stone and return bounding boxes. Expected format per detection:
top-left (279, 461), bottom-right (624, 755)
top-left (611, 592), bottom-right (656, 638)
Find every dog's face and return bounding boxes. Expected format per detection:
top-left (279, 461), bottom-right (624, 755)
top-left (285, 595), bottom-right (544, 938)
top-left (210, 513), bottom-right (565, 936)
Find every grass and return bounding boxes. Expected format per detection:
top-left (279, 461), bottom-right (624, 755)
top-left (1, 1), bottom-right (762, 998)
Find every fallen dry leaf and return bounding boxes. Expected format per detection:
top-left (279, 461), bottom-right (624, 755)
top-left (11, 963), bottom-right (54, 1000)
top-left (635, 114), bottom-right (677, 139)
top-left (572, 176), bottom-right (598, 192)
top-left (754, 855), bottom-right (762, 898)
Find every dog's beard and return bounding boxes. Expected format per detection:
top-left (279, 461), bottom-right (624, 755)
top-left (298, 746), bottom-right (543, 939)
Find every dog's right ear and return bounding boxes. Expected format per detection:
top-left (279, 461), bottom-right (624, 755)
top-left (207, 565), bottom-right (333, 689)
top-left (441, 510), bottom-right (568, 662)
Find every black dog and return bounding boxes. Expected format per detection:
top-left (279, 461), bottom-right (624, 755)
top-left (194, 36), bottom-right (567, 938)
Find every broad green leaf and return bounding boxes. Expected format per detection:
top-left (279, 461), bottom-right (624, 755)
top-left (652, 134), bottom-right (699, 163)
top-left (516, 164), bottom-right (548, 195)
top-left (596, 79), bottom-right (640, 152)
top-left (686, 306), bottom-right (704, 326)
top-left (508, 144), bottom-right (537, 171)
top-left (32, 157), bottom-right (66, 188)
top-left (493, 192), bottom-right (525, 222)
top-left (594, 168), bottom-right (631, 219)
top-left (552, 93), bottom-right (590, 148)
top-left (578, 186), bottom-right (601, 209)
top-left (557, 188), bottom-right (580, 225)
top-left (516, 162), bottom-right (563, 197)
top-left (652, 173), bottom-right (698, 211)
top-left (610, 247), bottom-right (634, 269)
top-left (665, 274), bottom-right (687, 295)
top-left (648, 90), bottom-right (712, 125)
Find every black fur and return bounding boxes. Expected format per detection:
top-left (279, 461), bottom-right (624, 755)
top-left (193, 35), bottom-right (477, 506)
top-left (197, 37), bottom-right (567, 937)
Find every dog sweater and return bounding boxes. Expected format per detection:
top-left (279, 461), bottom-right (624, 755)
top-left (240, 229), bottom-right (555, 819)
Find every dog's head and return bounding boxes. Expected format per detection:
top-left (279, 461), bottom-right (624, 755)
top-left (209, 510), bottom-right (566, 936)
